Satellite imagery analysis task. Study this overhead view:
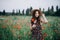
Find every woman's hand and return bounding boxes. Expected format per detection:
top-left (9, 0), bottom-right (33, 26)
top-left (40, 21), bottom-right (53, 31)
top-left (41, 13), bottom-right (48, 24)
top-left (30, 24), bottom-right (36, 30)
top-left (34, 20), bottom-right (37, 23)
top-left (32, 24), bottom-right (36, 28)
top-left (42, 13), bottom-right (45, 17)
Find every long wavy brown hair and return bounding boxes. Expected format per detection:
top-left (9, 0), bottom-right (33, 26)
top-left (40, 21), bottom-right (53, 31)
top-left (31, 9), bottom-right (42, 26)
top-left (31, 9), bottom-right (42, 17)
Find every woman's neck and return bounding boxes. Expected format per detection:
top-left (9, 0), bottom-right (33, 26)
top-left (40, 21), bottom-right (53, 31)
top-left (35, 16), bottom-right (39, 19)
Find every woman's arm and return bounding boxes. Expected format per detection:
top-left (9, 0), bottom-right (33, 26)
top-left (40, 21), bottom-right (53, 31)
top-left (30, 24), bottom-right (36, 30)
top-left (41, 14), bottom-right (48, 24)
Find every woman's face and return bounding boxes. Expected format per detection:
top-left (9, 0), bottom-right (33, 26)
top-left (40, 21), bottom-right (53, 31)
top-left (35, 11), bottom-right (39, 17)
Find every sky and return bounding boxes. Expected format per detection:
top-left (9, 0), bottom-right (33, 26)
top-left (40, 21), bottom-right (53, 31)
top-left (0, 0), bottom-right (60, 12)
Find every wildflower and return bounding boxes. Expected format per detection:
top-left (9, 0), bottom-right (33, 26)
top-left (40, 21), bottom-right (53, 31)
top-left (54, 30), bottom-right (58, 33)
top-left (4, 20), bottom-right (8, 23)
top-left (13, 25), bottom-right (17, 28)
top-left (42, 26), bottom-right (45, 30)
top-left (13, 33), bottom-right (17, 37)
top-left (43, 33), bottom-right (48, 37)
top-left (28, 31), bottom-right (31, 36)
top-left (31, 18), bottom-right (35, 22)
top-left (24, 32), bottom-right (26, 36)
top-left (11, 30), bottom-right (15, 34)
top-left (48, 23), bottom-right (51, 27)
top-left (18, 35), bottom-right (21, 39)
top-left (2, 25), bottom-right (6, 28)
top-left (17, 25), bottom-right (21, 30)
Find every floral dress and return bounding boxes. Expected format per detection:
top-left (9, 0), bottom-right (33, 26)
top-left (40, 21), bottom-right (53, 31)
top-left (31, 18), bottom-right (44, 40)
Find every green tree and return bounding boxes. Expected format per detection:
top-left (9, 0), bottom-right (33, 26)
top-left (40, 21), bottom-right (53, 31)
top-left (16, 9), bottom-right (21, 15)
top-left (51, 6), bottom-right (54, 12)
top-left (48, 7), bottom-right (51, 15)
top-left (19, 9), bottom-right (21, 15)
top-left (3, 10), bottom-right (5, 15)
top-left (22, 9), bottom-right (24, 15)
top-left (26, 8), bottom-right (30, 15)
top-left (39, 8), bottom-right (41, 11)
top-left (51, 6), bottom-right (54, 15)
top-left (29, 7), bottom-right (33, 15)
top-left (55, 8), bottom-right (60, 16)
top-left (12, 9), bottom-right (15, 15)
top-left (30, 7), bottom-right (33, 12)
top-left (43, 8), bottom-right (45, 13)
top-left (56, 5), bottom-right (58, 11)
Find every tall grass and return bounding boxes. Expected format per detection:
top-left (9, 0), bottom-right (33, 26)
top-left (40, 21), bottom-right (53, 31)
top-left (0, 16), bottom-right (60, 40)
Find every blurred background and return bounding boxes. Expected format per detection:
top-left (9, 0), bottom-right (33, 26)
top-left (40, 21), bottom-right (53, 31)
top-left (0, 0), bottom-right (60, 40)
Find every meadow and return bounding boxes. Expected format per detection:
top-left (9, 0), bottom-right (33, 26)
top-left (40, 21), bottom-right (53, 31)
top-left (0, 16), bottom-right (60, 40)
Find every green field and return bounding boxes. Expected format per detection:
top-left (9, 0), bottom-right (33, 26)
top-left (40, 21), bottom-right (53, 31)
top-left (0, 16), bottom-right (60, 40)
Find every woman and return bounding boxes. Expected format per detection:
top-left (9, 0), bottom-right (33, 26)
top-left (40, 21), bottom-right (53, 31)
top-left (30, 9), bottom-right (48, 40)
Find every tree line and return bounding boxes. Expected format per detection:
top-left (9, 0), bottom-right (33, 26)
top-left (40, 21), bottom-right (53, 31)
top-left (0, 5), bottom-right (60, 16)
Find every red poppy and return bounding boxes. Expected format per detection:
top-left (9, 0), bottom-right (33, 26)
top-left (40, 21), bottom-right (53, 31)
top-left (42, 26), bottom-right (45, 30)
top-left (17, 25), bottom-right (21, 30)
top-left (13, 25), bottom-right (17, 28)
top-left (43, 33), bottom-right (48, 37)
top-left (31, 18), bottom-right (35, 22)
top-left (11, 30), bottom-right (15, 34)
top-left (2, 25), bottom-right (6, 28)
